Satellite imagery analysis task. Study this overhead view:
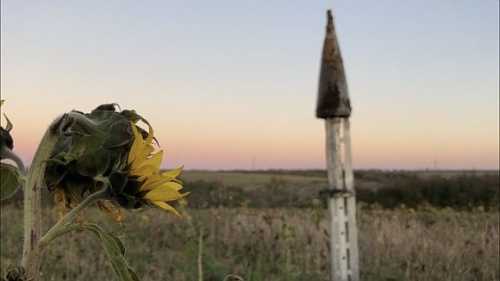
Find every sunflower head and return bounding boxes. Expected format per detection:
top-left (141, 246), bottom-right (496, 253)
top-left (45, 104), bottom-right (186, 218)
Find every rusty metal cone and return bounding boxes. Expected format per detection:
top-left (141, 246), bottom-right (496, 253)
top-left (316, 10), bottom-right (352, 119)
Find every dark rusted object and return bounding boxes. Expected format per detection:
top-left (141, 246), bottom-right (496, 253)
top-left (0, 127), bottom-right (14, 151)
top-left (316, 10), bottom-right (351, 119)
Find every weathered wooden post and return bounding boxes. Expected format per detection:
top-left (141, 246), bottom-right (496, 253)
top-left (316, 10), bottom-right (360, 281)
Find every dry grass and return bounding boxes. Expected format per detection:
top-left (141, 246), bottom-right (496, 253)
top-left (181, 171), bottom-right (327, 190)
top-left (1, 205), bottom-right (498, 281)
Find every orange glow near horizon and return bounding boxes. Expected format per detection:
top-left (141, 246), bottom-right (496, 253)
top-left (7, 110), bottom-right (499, 170)
top-left (2, 1), bottom-right (498, 170)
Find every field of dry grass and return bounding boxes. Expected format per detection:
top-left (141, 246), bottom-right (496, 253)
top-left (182, 170), bottom-right (498, 211)
top-left (1, 205), bottom-right (498, 281)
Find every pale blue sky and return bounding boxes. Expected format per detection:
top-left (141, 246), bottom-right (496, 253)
top-left (1, 1), bottom-right (499, 169)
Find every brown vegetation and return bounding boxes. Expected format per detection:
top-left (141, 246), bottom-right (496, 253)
top-left (1, 170), bottom-right (498, 280)
top-left (1, 206), bottom-right (498, 281)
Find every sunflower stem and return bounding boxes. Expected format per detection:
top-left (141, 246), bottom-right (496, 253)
top-left (21, 118), bottom-right (61, 281)
top-left (198, 227), bottom-right (204, 281)
top-left (38, 188), bottom-right (108, 249)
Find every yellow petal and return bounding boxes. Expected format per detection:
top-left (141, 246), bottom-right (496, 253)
top-left (133, 165), bottom-right (155, 178)
top-left (141, 176), bottom-right (179, 192)
top-left (150, 181), bottom-right (183, 192)
top-left (140, 174), bottom-right (164, 190)
top-left (146, 150), bottom-right (163, 169)
top-left (165, 181), bottom-right (183, 191)
top-left (128, 124), bottom-right (144, 165)
top-left (143, 144), bottom-right (155, 156)
top-left (153, 182), bottom-right (184, 192)
top-left (140, 166), bottom-right (183, 191)
top-left (144, 187), bottom-right (186, 202)
top-left (132, 150), bottom-right (163, 177)
top-left (130, 149), bottom-right (157, 172)
top-left (152, 201), bottom-right (180, 216)
top-left (161, 165), bottom-right (183, 179)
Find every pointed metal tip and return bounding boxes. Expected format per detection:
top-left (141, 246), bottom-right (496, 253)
top-left (316, 9), bottom-right (352, 119)
top-left (326, 10), bottom-right (334, 34)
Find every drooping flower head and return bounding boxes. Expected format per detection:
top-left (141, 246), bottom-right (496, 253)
top-left (45, 104), bottom-right (187, 218)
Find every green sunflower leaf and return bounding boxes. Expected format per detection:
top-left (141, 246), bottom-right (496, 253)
top-left (80, 223), bottom-right (140, 281)
top-left (0, 163), bottom-right (23, 201)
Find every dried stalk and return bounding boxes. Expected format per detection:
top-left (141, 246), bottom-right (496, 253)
top-left (198, 228), bottom-right (204, 281)
top-left (21, 121), bottom-right (59, 281)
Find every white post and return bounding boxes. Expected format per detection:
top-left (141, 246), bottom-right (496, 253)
top-left (325, 118), bottom-right (359, 281)
top-left (316, 9), bottom-right (360, 280)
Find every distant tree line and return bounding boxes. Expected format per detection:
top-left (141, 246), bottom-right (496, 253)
top-left (4, 170), bottom-right (498, 211)
top-left (183, 172), bottom-right (499, 211)
top-left (357, 174), bottom-right (498, 209)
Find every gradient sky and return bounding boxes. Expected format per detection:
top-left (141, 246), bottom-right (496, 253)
top-left (1, 0), bottom-right (499, 170)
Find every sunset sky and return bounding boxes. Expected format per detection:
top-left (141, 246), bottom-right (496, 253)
top-left (1, 1), bottom-right (498, 170)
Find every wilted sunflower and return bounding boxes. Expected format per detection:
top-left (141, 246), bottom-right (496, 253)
top-left (45, 104), bottom-right (187, 219)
